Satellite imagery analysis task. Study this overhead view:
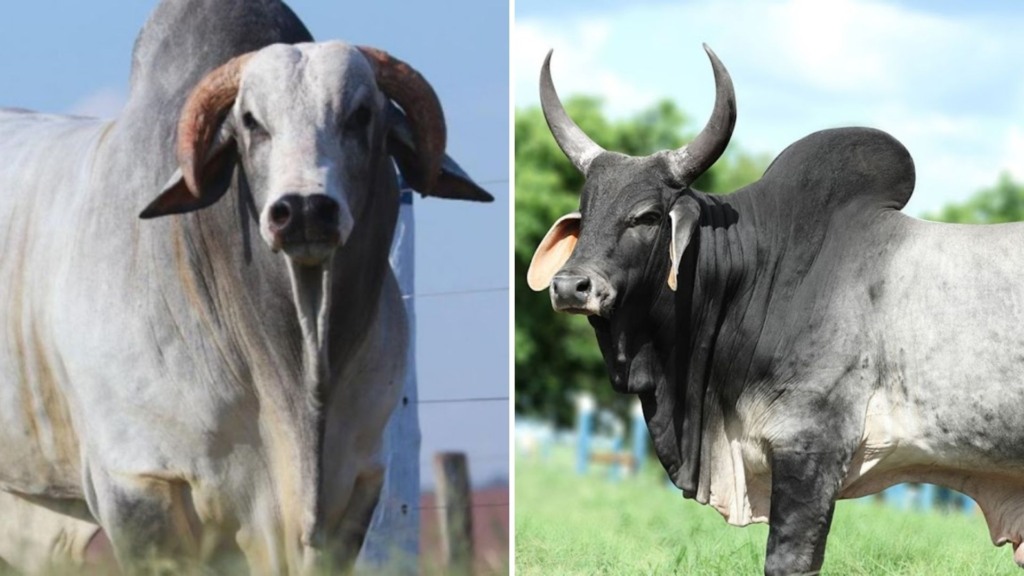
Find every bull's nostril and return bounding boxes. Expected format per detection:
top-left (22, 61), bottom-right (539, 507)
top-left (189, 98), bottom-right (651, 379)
top-left (269, 201), bottom-right (292, 228)
top-left (551, 274), bottom-right (592, 312)
top-left (305, 194), bottom-right (340, 228)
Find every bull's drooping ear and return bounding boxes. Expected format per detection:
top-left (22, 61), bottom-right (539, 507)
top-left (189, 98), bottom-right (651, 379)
top-left (387, 105), bottom-right (493, 202)
top-left (667, 195), bottom-right (701, 291)
top-left (139, 52), bottom-right (254, 219)
top-left (527, 212), bottom-right (581, 291)
top-left (139, 140), bottom-right (237, 219)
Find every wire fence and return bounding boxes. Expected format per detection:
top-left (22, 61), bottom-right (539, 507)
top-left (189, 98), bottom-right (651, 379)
top-left (415, 502), bottom-right (508, 512)
top-left (402, 286), bottom-right (508, 300)
top-left (418, 396), bottom-right (509, 405)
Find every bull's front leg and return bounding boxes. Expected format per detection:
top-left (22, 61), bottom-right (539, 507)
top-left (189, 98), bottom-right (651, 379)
top-left (764, 448), bottom-right (851, 576)
top-left (331, 465), bottom-right (385, 568)
top-left (85, 467), bottom-right (201, 573)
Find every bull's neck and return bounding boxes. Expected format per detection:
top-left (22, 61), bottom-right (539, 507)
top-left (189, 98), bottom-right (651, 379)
top-left (160, 174), bottom-right (398, 391)
top-left (151, 166), bottom-right (398, 550)
top-left (683, 189), bottom-right (774, 408)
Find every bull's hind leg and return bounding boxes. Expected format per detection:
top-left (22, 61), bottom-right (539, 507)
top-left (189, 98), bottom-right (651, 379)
top-left (764, 449), bottom-right (851, 576)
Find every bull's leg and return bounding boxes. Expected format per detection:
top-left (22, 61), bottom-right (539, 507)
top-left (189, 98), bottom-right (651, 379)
top-left (328, 466), bottom-right (385, 571)
top-left (0, 490), bottom-right (105, 574)
top-left (85, 469), bottom-right (201, 573)
top-left (764, 449), bottom-right (850, 576)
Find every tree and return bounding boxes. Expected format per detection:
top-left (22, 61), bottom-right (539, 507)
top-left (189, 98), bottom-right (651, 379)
top-left (514, 97), bottom-right (770, 425)
top-left (922, 172), bottom-right (1024, 224)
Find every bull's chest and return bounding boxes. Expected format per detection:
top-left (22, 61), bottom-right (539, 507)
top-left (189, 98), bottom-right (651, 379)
top-left (698, 387), bottom-right (906, 527)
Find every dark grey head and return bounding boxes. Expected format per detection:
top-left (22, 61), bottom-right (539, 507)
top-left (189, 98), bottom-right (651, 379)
top-left (527, 45), bottom-right (736, 319)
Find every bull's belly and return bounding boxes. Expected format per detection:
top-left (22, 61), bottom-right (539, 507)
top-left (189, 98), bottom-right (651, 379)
top-left (841, 446), bottom-right (1024, 549)
top-left (703, 386), bottom-right (1024, 550)
top-left (784, 387), bottom-right (1024, 548)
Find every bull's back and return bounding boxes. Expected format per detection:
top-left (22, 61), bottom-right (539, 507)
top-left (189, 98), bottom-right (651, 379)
top-left (0, 110), bottom-right (109, 497)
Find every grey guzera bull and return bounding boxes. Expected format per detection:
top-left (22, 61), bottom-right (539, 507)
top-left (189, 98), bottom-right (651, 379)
top-left (528, 45), bottom-right (1024, 575)
top-left (0, 0), bottom-right (491, 573)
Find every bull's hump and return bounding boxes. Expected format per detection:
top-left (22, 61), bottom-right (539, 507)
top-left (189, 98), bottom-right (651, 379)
top-left (127, 0), bottom-right (313, 107)
top-left (762, 127), bottom-right (916, 212)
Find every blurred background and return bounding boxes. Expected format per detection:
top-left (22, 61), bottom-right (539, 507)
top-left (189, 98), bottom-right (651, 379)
top-left (514, 1), bottom-right (1024, 573)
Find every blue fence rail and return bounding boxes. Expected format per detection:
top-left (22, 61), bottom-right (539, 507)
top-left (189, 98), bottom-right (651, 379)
top-left (516, 402), bottom-right (976, 515)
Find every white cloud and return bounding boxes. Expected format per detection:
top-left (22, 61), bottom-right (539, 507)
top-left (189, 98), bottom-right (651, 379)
top-left (760, 0), bottom-right (970, 97)
top-left (67, 86), bottom-right (126, 119)
top-left (1002, 125), bottom-right (1024, 182)
top-left (514, 18), bottom-right (658, 117)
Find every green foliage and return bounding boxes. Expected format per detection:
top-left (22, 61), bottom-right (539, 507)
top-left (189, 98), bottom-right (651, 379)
top-left (922, 172), bottom-right (1024, 224)
top-left (514, 97), bottom-right (769, 425)
top-left (516, 448), bottom-right (1017, 575)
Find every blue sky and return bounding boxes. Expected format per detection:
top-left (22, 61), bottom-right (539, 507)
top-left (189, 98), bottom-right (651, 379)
top-left (515, 0), bottom-right (1024, 216)
top-left (0, 1), bottom-right (509, 487)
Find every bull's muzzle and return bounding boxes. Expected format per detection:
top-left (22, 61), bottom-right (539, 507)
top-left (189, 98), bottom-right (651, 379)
top-left (551, 274), bottom-right (593, 315)
top-left (268, 193), bottom-right (345, 265)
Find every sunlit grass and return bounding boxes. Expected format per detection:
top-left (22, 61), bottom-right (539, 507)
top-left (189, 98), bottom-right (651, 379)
top-left (516, 448), bottom-right (1017, 575)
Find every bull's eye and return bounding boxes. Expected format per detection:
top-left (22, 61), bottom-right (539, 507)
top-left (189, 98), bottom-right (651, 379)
top-left (346, 105), bottom-right (372, 132)
top-left (630, 211), bottom-right (662, 227)
top-left (242, 112), bottom-right (261, 131)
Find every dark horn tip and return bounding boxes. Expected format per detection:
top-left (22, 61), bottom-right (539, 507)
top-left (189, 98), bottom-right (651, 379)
top-left (541, 49), bottom-right (554, 78)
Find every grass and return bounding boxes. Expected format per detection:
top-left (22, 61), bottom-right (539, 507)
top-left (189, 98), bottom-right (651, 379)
top-left (516, 449), bottom-right (1018, 575)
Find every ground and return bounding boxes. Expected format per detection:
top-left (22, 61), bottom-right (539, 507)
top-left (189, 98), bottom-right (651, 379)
top-left (516, 448), bottom-right (1018, 575)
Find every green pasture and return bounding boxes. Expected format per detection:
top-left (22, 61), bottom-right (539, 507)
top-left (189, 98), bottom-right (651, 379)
top-left (516, 449), bottom-right (1017, 575)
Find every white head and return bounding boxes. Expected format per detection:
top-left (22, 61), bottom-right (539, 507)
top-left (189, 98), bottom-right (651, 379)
top-left (140, 41), bottom-right (488, 263)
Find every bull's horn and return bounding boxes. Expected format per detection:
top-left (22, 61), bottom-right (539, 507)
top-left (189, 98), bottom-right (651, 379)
top-left (540, 50), bottom-right (605, 175)
top-left (358, 46), bottom-right (446, 194)
top-left (663, 44), bottom-right (736, 187)
top-left (177, 52), bottom-right (254, 197)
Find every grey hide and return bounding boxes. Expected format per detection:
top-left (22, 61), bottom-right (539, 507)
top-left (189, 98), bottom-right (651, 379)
top-left (529, 47), bottom-right (1024, 575)
top-left (0, 0), bottom-right (490, 573)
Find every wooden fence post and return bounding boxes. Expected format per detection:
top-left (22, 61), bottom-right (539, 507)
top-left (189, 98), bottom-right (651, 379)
top-left (433, 452), bottom-right (473, 574)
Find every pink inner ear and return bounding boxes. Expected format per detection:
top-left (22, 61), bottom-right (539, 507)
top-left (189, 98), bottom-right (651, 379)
top-left (527, 213), bottom-right (580, 291)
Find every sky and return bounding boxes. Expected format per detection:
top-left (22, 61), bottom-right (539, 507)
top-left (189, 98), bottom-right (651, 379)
top-left (515, 0), bottom-right (1024, 216)
top-left (0, 1), bottom-right (509, 488)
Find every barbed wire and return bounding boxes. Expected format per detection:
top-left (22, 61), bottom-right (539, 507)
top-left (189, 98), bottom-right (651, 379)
top-left (415, 502), bottom-right (508, 511)
top-left (402, 286), bottom-right (507, 300)
top-left (475, 178), bottom-right (509, 186)
top-left (417, 396), bottom-right (509, 405)
top-left (420, 454), bottom-right (507, 465)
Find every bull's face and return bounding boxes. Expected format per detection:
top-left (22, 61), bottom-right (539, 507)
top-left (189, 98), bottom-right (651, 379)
top-left (232, 43), bottom-right (383, 265)
top-left (528, 46), bottom-right (735, 320)
top-left (138, 41), bottom-right (479, 264)
top-left (533, 155), bottom-right (686, 317)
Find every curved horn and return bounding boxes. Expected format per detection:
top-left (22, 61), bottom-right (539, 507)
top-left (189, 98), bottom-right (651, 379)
top-left (176, 52), bottom-right (254, 197)
top-left (540, 50), bottom-right (605, 175)
top-left (663, 44), bottom-right (736, 187)
top-left (357, 46), bottom-right (446, 194)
